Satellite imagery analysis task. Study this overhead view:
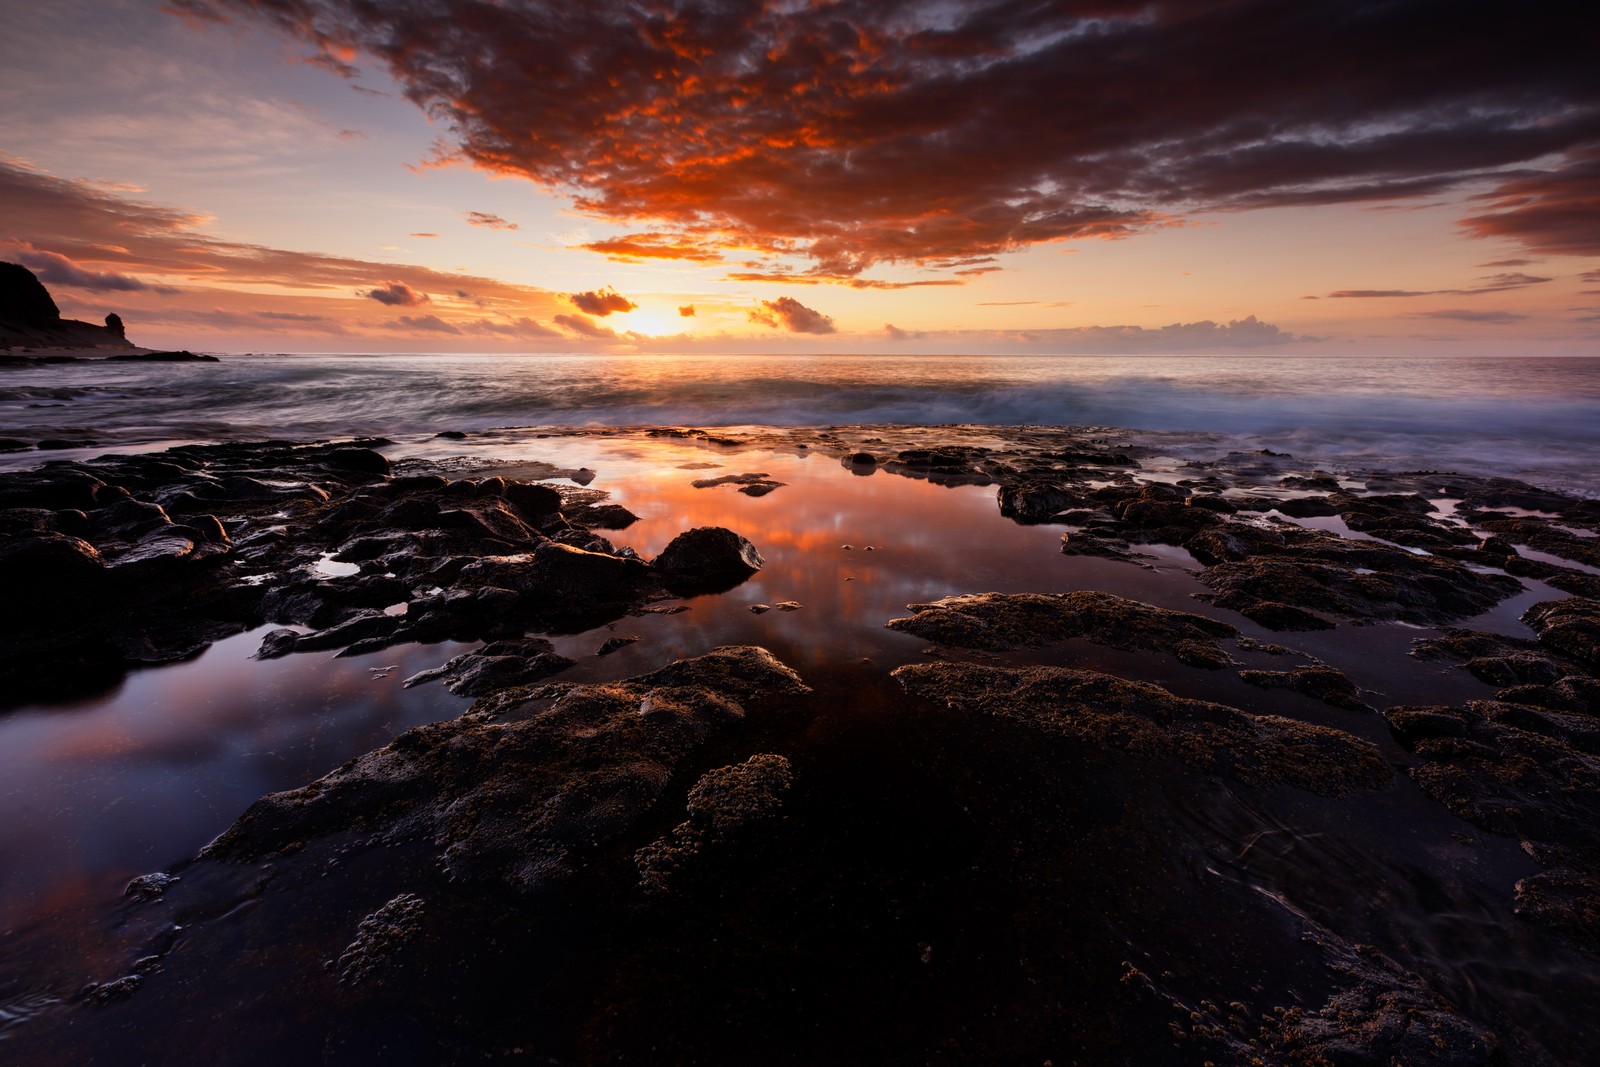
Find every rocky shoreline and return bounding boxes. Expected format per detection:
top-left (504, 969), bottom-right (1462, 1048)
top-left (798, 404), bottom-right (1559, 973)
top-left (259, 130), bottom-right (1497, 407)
top-left (3, 424), bottom-right (1599, 1064)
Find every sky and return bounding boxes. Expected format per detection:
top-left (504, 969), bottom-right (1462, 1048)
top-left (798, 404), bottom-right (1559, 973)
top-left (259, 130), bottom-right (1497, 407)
top-left (2, 0), bottom-right (1597, 355)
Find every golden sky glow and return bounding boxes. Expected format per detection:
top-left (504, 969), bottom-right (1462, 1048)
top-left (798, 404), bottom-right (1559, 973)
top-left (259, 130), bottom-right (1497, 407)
top-left (1, 1), bottom-right (1597, 354)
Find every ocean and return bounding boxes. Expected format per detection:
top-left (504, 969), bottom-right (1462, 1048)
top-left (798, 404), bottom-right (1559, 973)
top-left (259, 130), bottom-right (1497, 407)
top-left (4, 351), bottom-right (1599, 493)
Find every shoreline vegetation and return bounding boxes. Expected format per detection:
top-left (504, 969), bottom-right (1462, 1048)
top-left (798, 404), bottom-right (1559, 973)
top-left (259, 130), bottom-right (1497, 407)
top-left (3, 420), bottom-right (1598, 1064)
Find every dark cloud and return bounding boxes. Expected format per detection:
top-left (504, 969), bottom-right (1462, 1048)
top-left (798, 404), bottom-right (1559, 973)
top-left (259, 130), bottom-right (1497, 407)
top-left (366, 281), bottom-right (429, 306)
top-left (1460, 150), bottom-right (1600, 256)
top-left (569, 287), bottom-right (637, 316)
top-left (1583, 270), bottom-right (1600, 283)
top-left (177, 0), bottom-right (1600, 270)
top-left (678, 305), bottom-right (696, 317)
top-left (7, 244), bottom-right (180, 294)
top-left (1478, 258), bottom-right (1535, 268)
top-left (255, 310), bottom-right (334, 322)
top-left (1407, 309), bottom-right (1530, 324)
top-left (554, 313), bottom-right (620, 340)
top-left (749, 297), bottom-right (835, 335)
top-left (463, 211), bottom-right (517, 231)
top-left (397, 313), bottom-right (460, 333)
top-left (1328, 273), bottom-right (1552, 298)
top-left (0, 157), bottom-right (563, 317)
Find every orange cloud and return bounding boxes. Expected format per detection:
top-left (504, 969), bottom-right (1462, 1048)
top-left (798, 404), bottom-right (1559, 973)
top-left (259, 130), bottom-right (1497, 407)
top-left (749, 296), bottom-right (835, 334)
top-left (570, 287), bottom-right (637, 316)
top-left (463, 211), bottom-right (517, 230)
top-left (367, 281), bottom-right (429, 306)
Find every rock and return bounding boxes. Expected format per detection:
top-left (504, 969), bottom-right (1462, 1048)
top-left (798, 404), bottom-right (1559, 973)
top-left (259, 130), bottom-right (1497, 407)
top-left (894, 662), bottom-right (1390, 795)
top-left (402, 638), bottom-right (574, 695)
top-left (105, 350), bottom-right (220, 363)
top-left (691, 472), bottom-right (786, 496)
top-left (566, 502), bottom-right (639, 528)
top-left (1522, 598), bottom-right (1600, 672)
top-left (597, 635), bottom-right (639, 656)
top-left (331, 893), bottom-right (426, 987)
top-left (636, 754), bottom-right (794, 895)
top-left (202, 648), bottom-right (810, 898)
top-left (886, 590), bottom-right (1238, 668)
top-left (652, 526), bottom-right (764, 591)
top-left (322, 447), bottom-right (389, 477)
top-left (1239, 665), bottom-right (1373, 712)
top-left (104, 313), bottom-right (125, 339)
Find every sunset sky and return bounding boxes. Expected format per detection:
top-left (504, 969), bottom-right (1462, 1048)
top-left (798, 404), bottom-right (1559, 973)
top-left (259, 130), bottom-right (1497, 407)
top-left (3, 0), bottom-right (1597, 355)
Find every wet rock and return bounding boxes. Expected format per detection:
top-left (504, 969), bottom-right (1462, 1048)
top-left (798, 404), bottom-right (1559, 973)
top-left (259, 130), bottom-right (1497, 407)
top-left (123, 872), bottom-right (179, 901)
top-left (691, 472), bottom-right (786, 496)
top-left (330, 893), bottom-right (426, 987)
top-left (894, 662), bottom-right (1389, 794)
top-left (1385, 696), bottom-right (1600, 951)
top-left (1198, 525), bottom-right (1520, 629)
top-left (402, 638), bottom-right (574, 696)
top-left (887, 590), bottom-right (1239, 669)
top-left (203, 648), bottom-right (809, 897)
top-left (254, 628), bottom-right (303, 659)
top-left (997, 480), bottom-right (1096, 523)
top-left (652, 526), bottom-right (764, 591)
top-left (1058, 529), bottom-right (1139, 561)
top-left (597, 635), bottom-right (639, 656)
top-left (1522, 598), bottom-right (1600, 672)
top-left (847, 451), bottom-right (876, 465)
top-left (1239, 665), bottom-right (1373, 712)
top-left (1513, 868), bottom-right (1600, 953)
top-left (566, 502), bottom-right (639, 529)
top-left (636, 753), bottom-right (794, 895)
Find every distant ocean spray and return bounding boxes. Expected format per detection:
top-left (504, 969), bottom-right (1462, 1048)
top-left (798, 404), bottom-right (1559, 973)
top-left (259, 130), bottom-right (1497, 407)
top-left (3, 352), bottom-right (1598, 494)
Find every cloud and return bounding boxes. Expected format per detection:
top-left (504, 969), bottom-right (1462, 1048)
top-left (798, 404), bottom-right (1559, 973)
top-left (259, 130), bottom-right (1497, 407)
top-left (0, 157), bottom-right (564, 319)
top-left (726, 271), bottom-right (964, 290)
top-left (1406, 309), bottom-right (1530, 324)
top-left (6, 243), bottom-right (180, 294)
top-left (678, 305), bottom-right (696, 317)
top-left (1459, 149), bottom-right (1600, 256)
top-left (1478, 258), bottom-right (1535, 268)
top-left (366, 280), bottom-right (429, 306)
top-left (397, 313), bottom-right (460, 333)
top-left (176, 0), bottom-right (1600, 271)
top-left (409, 232), bottom-right (439, 238)
top-left (884, 323), bottom-right (924, 341)
top-left (569, 287), bottom-right (636, 316)
top-left (749, 297), bottom-right (835, 334)
top-left (1328, 272), bottom-right (1552, 298)
top-left (463, 211), bottom-right (517, 231)
top-left (582, 233), bottom-right (725, 263)
top-left (554, 313), bottom-right (620, 340)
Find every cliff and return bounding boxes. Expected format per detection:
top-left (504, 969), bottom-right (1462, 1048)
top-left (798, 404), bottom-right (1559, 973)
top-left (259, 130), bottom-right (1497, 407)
top-left (0, 262), bottom-right (139, 351)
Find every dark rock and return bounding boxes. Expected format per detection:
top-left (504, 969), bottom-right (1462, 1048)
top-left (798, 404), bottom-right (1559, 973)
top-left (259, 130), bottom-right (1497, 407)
top-left (104, 313), bottom-right (125, 339)
top-left (1239, 665), bottom-right (1373, 712)
top-left (202, 647), bottom-right (810, 898)
top-left (1514, 869), bottom-right (1600, 953)
top-left (893, 662), bottom-right (1389, 795)
top-left (503, 481), bottom-right (563, 518)
top-left (322, 447), bottom-right (390, 477)
top-left (597, 635), bottom-right (640, 656)
top-left (254, 628), bottom-right (303, 659)
top-left (0, 261), bottom-right (61, 323)
top-left (886, 590), bottom-right (1238, 669)
top-left (847, 451), bottom-right (876, 465)
top-left (402, 638), bottom-right (574, 696)
top-left (652, 526), bottom-right (764, 590)
top-left (106, 350), bottom-right (219, 363)
top-left (567, 502), bottom-right (639, 529)
top-left (1522, 598), bottom-right (1600, 672)
top-left (636, 754), bottom-right (794, 895)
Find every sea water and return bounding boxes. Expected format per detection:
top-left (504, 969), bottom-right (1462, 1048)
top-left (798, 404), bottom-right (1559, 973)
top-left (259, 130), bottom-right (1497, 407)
top-left (2, 351), bottom-right (1598, 493)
